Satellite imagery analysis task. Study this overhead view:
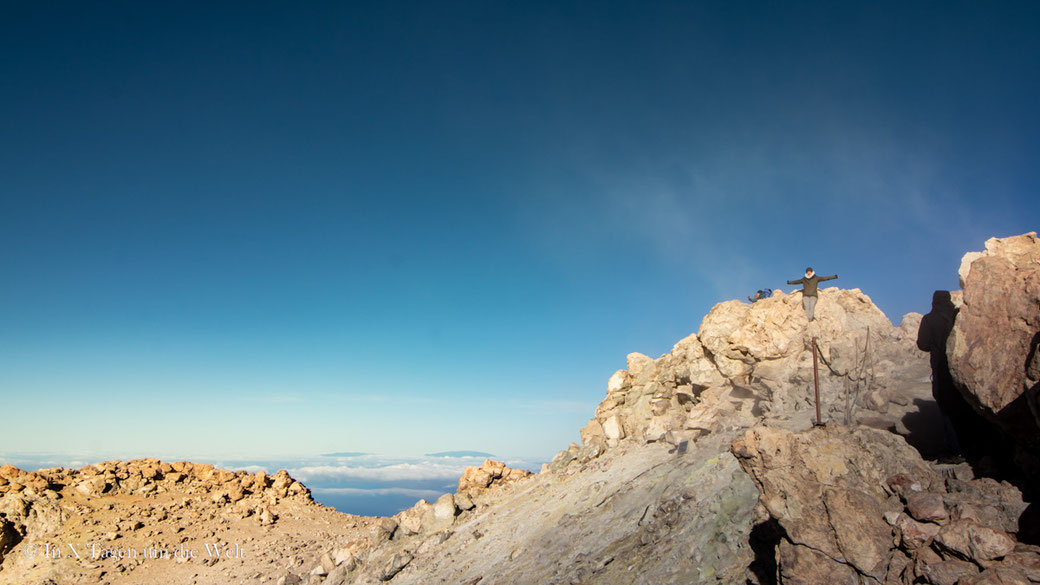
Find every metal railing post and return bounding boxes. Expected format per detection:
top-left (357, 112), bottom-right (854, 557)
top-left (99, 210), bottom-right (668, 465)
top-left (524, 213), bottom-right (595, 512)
top-left (812, 337), bottom-right (822, 426)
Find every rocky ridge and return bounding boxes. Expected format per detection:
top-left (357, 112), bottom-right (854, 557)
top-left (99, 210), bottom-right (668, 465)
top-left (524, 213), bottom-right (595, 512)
top-left (280, 285), bottom-right (945, 583)
top-left (281, 234), bottom-right (1037, 585)
top-left (2, 233), bottom-right (1037, 585)
top-left (574, 286), bottom-right (930, 459)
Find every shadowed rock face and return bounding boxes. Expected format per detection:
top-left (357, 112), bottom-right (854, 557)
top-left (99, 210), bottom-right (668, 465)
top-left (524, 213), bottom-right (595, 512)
top-left (947, 232), bottom-right (1040, 485)
top-left (732, 424), bottom-right (1038, 585)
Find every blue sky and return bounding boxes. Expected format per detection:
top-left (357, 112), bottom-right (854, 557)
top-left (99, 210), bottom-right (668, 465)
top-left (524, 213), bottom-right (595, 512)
top-left (1, 2), bottom-right (1038, 462)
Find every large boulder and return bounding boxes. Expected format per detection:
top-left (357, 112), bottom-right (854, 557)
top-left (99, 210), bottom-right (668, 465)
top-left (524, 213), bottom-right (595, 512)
top-left (947, 233), bottom-right (1040, 460)
top-left (958, 232), bottom-right (1040, 288)
top-left (732, 424), bottom-right (1037, 584)
top-left (732, 425), bottom-right (937, 582)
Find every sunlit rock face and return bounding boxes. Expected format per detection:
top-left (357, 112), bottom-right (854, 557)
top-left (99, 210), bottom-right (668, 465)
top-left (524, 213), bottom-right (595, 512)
top-left (581, 285), bottom-right (930, 456)
top-left (947, 232), bottom-right (1040, 483)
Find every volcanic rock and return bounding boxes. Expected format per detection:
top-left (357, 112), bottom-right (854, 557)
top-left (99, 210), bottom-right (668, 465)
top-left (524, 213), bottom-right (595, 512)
top-left (580, 286), bottom-right (932, 467)
top-left (906, 491), bottom-right (949, 524)
top-left (733, 423), bottom-right (1038, 583)
top-left (947, 232), bottom-right (1040, 482)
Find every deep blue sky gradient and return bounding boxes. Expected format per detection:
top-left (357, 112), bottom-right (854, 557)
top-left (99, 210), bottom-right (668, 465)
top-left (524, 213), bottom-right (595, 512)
top-left (2, 1), bottom-right (1038, 459)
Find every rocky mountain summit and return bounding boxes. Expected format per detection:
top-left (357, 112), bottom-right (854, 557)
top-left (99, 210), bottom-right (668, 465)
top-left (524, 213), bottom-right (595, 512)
top-left (575, 284), bottom-right (930, 457)
top-left (1, 233), bottom-right (1037, 585)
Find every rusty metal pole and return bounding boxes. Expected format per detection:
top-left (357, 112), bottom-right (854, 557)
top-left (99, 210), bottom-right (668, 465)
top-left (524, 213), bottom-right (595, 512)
top-left (812, 336), bottom-right (822, 426)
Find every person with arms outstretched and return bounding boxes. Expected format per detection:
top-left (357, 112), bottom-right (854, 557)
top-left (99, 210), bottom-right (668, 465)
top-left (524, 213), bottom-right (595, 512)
top-left (787, 267), bottom-right (837, 321)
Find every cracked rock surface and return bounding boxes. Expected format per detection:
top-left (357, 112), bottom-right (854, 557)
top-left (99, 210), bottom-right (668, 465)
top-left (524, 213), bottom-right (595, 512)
top-left (733, 424), bottom-right (1039, 584)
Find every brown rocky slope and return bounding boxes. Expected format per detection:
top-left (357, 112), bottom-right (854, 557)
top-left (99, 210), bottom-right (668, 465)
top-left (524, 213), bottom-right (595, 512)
top-left (0, 459), bottom-right (377, 585)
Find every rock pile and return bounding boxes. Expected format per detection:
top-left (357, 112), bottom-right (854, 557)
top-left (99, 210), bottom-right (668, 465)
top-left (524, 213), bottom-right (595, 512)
top-left (0, 459), bottom-right (340, 584)
top-left (456, 460), bottom-right (532, 496)
top-left (568, 287), bottom-right (931, 471)
top-left (0, 459), bottom-right (310, 503)
top-left (733, 424), bottom-right (1039, 585)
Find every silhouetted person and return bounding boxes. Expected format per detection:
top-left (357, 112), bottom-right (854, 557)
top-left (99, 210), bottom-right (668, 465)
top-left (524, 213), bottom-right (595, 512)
top-left (787, 267), bottom-right (837, 321)
top-left (916, 290), bottom-right (995, 462)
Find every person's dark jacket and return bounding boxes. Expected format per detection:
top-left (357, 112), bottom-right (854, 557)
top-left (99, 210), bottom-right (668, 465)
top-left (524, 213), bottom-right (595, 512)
top-left (917, 291), bottom-right (958, 369)
top-left (786, 274), bottom-right (838, 297)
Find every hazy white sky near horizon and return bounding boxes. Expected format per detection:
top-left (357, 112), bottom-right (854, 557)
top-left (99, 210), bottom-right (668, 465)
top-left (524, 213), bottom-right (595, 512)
top-left (0, 451), bottom-right (541, 516)
top-left (1, 2), bottom-right (1038, 461)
